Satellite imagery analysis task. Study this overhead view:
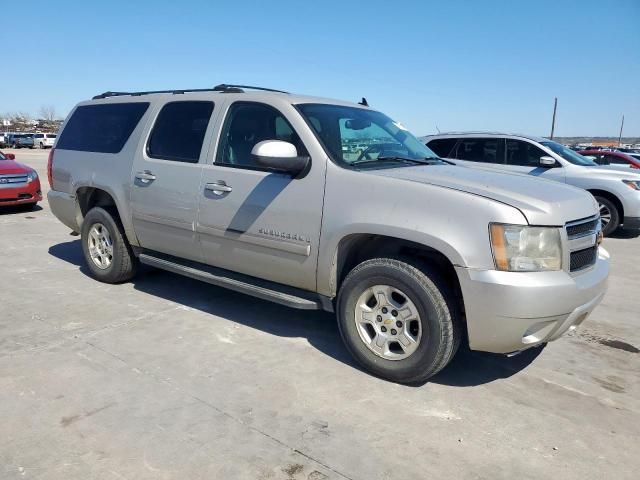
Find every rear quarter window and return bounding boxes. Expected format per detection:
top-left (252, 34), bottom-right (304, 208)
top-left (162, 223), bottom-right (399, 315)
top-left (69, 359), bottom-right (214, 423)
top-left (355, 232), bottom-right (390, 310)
top-left (57, 102), bottom-right (149, 153)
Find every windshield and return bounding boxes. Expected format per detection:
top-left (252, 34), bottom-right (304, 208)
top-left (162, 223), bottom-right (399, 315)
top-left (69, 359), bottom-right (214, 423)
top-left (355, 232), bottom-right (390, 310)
top-left (541, 141), bottom-right (597, 166)
top-left (297, 104), bottom-right (443, 168)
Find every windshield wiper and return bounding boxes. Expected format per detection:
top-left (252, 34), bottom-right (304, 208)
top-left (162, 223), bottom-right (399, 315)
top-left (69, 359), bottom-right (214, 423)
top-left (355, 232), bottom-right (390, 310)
top-left (351, 156), bottom-right (442, 167)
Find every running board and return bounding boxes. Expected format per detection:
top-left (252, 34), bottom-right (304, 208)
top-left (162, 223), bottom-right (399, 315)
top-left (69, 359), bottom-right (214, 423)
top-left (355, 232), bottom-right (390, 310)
top-left (138, 253), bottom-right (333, 311)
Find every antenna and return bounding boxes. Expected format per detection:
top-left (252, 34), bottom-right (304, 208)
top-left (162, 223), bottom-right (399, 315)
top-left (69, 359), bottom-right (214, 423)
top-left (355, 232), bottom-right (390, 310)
top-left (358, 97), bottom-right (369, 107)
top-left (435, 125), bottom-right (441, 133)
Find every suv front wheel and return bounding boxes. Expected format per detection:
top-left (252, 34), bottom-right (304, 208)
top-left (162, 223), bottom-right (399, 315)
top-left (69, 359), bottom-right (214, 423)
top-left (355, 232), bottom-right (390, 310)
top-left (81, 207), bottom-right (138, 283)
top-left (594, 196), bottom-right (620, 236)
top-left (337, 258), bottom-right (461, 384)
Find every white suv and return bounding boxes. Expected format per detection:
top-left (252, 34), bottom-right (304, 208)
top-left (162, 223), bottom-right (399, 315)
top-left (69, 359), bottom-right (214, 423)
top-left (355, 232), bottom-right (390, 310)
top-left (425, 132), bottom-right (640, 236)
top-left (33, 133), bottom-right (57, 149)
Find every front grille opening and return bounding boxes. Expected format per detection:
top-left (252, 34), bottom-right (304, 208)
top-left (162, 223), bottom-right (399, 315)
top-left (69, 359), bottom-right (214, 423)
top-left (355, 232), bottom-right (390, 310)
top-left (570, 246), bottom-right (598, 272)
top-left (566, 217), bottom-right (599, 239)
top-left (18, 193), bottom-right (32, 199)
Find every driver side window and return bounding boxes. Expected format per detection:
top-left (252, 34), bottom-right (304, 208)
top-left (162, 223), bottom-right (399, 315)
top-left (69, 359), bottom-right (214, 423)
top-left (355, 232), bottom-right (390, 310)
top-left (216, 102), bottom-right (307, 168)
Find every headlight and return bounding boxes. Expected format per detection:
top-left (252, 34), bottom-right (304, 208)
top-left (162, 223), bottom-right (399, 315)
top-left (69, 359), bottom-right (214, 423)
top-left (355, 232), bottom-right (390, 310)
top-left (27, 171), bottom-right (38, 183)
top-left (622, 180), bottom-right (640, 191)
top-left (490, 224), bottom-right (562, 272)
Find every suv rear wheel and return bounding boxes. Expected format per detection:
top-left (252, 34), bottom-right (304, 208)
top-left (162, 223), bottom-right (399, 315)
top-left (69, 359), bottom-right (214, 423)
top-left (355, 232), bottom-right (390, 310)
top-left (81, 207), bottom-right (137, 283)
top-left (337, 258), bottom-right (461, 384)
top-left (594, 196), bottom-right (620, 236)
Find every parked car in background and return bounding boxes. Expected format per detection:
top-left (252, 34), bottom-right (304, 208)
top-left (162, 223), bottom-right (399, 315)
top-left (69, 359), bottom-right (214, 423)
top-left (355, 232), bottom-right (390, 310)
top-left (0, 133), bottom-right (7, 148)
top-left (47, 85), bottom-right (609, 383)
top-left (17, 134), bottom-right (35, 149)
top-left (425, 133), bottom-right (640, 235)
top-left (6, 133), bottom-right (26, 148)
top-left (0, 150), bottom-right (42, 209)
top-left (579, 150), bottom-right (640, 170)
top-left (33, 133), bottom-right (57, 149)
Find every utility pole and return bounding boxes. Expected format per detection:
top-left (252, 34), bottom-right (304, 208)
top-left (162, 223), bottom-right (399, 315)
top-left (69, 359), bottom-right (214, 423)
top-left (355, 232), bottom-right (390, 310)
top-left (618, 114), bottom-right (625, 147)
top-left (550, 97), bottom-right (558, 140)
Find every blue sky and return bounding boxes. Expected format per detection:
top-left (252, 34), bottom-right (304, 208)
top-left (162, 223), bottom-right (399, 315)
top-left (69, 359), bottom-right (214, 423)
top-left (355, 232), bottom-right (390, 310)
top-left (1, 0), bottom-right (638, 136)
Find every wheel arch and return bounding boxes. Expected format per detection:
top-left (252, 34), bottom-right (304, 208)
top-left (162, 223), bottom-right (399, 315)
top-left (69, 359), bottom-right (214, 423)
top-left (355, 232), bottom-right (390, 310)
top-left (330, 233), bottom-right (466, 329)
top-left (587, 189), bottom-right (624, 219)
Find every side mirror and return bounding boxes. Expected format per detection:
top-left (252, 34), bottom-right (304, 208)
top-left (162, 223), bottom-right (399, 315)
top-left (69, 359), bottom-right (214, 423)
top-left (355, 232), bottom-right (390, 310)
top-left (5, 153), bottom-right (15, 160)
top-left (251, 140), bottom-right (310, 176)
top-left (539, 155), bottom-right (557, 167)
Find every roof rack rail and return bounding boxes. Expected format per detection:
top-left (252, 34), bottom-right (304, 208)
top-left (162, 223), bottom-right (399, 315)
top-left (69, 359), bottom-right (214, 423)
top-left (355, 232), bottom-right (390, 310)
top-left (92, 84), bottom-right (288, 100)
top-left (92, 88), bottom-right (220, 100)
top-left (213, 84), bottom-right (289, 94)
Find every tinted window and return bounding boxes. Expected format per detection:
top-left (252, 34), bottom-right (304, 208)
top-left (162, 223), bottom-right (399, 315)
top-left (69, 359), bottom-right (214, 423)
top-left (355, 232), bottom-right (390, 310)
top-left (217, 102), bottom-right (307, 168)
top-left (34, 134), bottom-right (44, 138)
top-left (455, 138), bottom-right (500, 163)
top-left (57, 103), bottom-right (149, 153)
top-left (427, 138), bottom-right (458, 158)
top-left (506, 140), bottom-right (547, 166)
top-left (147, 101), bottom-right (214, 163)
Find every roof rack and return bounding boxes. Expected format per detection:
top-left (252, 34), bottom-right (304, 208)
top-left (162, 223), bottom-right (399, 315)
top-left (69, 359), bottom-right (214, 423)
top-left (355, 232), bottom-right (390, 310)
top-left (92, 84), bottom-right (288, 100)
top-left (213, 84), bottom-right (288, 94)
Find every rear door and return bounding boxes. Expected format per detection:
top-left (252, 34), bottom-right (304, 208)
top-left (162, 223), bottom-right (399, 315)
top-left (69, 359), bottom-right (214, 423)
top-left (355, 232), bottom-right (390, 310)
top-left (196, 100), bottom-right (325, 291)
top-left (130, 100), bottom-right (216, 262)
top-left (451, 137), bottom-right (507, 172)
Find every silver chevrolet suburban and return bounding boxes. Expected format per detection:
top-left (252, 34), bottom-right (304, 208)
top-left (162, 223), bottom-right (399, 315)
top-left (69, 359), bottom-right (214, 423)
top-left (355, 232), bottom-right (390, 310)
top-left (47, 85), bottom-right (609, 383)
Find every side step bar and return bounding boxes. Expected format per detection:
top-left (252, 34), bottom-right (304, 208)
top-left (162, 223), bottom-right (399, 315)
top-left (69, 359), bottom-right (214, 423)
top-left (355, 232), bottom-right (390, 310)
top-left (139, 253), bottom-right (333, 312)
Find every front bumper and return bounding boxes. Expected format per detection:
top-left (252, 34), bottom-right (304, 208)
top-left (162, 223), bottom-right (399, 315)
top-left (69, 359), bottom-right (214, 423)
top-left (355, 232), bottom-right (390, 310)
top-left (456, 247), bottom-right (609, 354)
top-left (623, 216), bottom-right (640, 230)
top-left (0, 179), bottom-right (42, 206)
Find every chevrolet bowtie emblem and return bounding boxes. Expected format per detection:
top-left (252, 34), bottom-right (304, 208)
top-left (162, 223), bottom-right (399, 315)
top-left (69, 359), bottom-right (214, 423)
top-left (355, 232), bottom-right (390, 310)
top-left (384, 319), bottom-right (392, 325)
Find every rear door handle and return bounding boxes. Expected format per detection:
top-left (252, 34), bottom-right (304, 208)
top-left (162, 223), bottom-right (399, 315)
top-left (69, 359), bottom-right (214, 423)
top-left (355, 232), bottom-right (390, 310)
top-left (135, 171), bottom-right (156, 183)
top-left (205, 181), bottom-right (233, 195)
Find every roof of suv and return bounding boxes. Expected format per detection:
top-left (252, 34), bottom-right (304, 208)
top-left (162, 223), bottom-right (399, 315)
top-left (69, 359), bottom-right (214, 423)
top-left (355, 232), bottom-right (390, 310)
top-left (423, 132), bottom-right (552, 143)
top-left (87, 84), bottom-right (367, 109)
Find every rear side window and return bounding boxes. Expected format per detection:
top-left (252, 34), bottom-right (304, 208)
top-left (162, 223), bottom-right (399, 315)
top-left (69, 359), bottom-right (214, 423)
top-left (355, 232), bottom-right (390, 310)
top-left (455, 138), bottom-right (501, 163)
top-left (427, 138), bottom-right (458, 158)
top-left (57, 103), bottom-right (149, 153)
top-left (147, 101), bottom-right (214, 163)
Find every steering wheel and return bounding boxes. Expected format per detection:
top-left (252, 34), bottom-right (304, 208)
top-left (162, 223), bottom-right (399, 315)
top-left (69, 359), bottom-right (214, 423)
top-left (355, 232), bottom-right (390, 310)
top-left (356, 144), bottom-right (385, 162)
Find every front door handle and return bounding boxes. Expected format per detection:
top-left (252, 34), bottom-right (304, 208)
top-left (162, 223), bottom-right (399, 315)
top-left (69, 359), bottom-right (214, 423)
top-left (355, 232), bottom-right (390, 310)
top-left (205, 181), bottom-right (233, 195)
top-left (135, 171), bottom-right (156, 183)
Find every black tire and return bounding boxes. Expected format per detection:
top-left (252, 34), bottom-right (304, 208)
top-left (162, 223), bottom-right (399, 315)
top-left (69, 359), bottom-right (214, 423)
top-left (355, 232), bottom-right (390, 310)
top-left (337, 258), bottom-right (461, 384)
top-left (81, 206), bottom-right (137, 283)
top-left (595, 196), bottom-right (620, 236)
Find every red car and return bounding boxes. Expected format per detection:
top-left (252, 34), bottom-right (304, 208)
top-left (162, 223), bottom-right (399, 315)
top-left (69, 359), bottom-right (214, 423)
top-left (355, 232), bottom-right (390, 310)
top-left (0, 150), bottom-right (42, 209)
top-left (579, 150), bottom-right (640, 169)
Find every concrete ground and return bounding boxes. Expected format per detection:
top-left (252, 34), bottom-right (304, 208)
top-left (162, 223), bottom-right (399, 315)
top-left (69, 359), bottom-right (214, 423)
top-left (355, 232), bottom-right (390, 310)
top-left (1, 148), bottom-right (639, 480)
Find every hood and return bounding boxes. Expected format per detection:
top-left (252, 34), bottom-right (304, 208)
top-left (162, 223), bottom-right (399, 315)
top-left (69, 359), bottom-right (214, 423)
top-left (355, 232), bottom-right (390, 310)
top-left (369, 164), bottom-right (598, 225)
top-left (0, 160), bottom-right (33, 175)
top-left (580, 165), bottom-right (640, 179)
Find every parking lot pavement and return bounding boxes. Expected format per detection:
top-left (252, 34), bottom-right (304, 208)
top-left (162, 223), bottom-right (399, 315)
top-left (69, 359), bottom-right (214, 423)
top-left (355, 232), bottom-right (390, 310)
top-left (1, 149), bottom-right (639, 480)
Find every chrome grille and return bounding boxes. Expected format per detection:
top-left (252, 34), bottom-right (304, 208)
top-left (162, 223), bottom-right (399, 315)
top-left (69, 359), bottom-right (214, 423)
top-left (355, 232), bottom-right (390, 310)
top-left (0, 174), bottom-right (28, 185)
top-left (570, 246), bottom-right (598, 272)
top-left (566, 218), bottom-right (599, 238)
top-left (565, 215), bottom-right (600, 272)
